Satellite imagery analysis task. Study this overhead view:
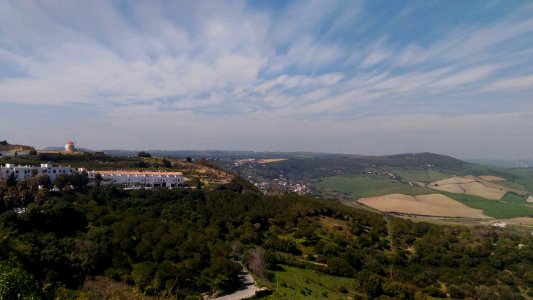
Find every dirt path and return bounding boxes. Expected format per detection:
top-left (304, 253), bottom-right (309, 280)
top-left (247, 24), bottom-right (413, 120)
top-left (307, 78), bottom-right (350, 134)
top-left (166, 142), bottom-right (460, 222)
top-left (296, 258), bottom-right (328, 267)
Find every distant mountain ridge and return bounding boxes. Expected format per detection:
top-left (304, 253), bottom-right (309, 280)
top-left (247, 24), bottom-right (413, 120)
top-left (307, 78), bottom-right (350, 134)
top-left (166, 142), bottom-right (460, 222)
top-left (466, 158), bottom-right (533, 168)
top-left (104, 149), bottom-right (460, 161)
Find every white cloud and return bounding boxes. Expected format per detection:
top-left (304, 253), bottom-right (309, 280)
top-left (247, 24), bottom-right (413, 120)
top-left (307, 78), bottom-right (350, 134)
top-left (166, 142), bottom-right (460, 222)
top-left (484, 75), bottom-right (533, 91)
top-left (0, 1), bottom-right (533, 158)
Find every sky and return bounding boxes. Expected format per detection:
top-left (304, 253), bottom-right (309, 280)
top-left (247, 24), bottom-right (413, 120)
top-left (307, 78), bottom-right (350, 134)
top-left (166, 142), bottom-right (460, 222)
top-left (1, 0), bottom-right (533, 159)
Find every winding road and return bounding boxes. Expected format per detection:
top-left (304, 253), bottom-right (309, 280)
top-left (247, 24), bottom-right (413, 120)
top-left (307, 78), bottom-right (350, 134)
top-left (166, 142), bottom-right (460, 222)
top-left (212, 267), bottom-right (263, 300)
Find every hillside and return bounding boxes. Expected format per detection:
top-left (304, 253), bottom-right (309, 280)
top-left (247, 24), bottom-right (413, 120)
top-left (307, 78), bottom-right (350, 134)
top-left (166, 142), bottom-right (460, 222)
top-left (223, 151), bottom-right (533, 225)
top-left (0, 152), bottom-right (533, 298)
top-left (0, 177), bottom-right (532, 299)
top-left (0, 151), bottom-right (233, 187)
top-left (0, 140), bottom-right (34, 152)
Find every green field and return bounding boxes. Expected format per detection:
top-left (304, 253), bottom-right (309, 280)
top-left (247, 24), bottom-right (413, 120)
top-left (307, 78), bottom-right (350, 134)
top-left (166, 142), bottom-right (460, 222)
top-left (445, 192), bottom-right (533, 219)
top-left (392, 168), bottom-right (451, 183)
top-left (461, 164), bottom-right (533, 193)
top-left (315, 174), bottom-right (434, 199)
top-left (502, 168), bottom-right (533, 192)
top-left (501, 192), bottom-right (532, 206)
top-left (266, 265), bottom-right (359, 300)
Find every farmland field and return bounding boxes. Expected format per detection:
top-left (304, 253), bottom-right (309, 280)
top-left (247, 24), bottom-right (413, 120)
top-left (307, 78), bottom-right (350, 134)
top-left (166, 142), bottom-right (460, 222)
top-left (445, 192), bottom-right (533, 219)
top-left (502, 168), bottom-right (533, 192)
top-left (428, 176), bottom-right (524, 200)
top-left (493, 180), bottom-right (528, 191)
top-left (501, 192), bottom-right (533, 206)
top-left (392, 168), bottom-right (451, 183)
top-left (315, 175), bottom-right (434, 199)
top-left (357, 193), bottom-right (488, 218)
top-left (267, 265), bottom-right (359, 300)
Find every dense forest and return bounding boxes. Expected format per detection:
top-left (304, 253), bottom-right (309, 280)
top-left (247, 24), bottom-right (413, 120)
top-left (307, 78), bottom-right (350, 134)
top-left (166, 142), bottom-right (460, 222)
top-left (0, 175), bottom-right (532, 299)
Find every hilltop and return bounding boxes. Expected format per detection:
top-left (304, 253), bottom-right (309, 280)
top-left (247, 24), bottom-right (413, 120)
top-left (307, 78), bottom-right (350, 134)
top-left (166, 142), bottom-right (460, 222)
top-left (0, 150), bottom-right (233, 187)
top-left (0, 140), bottom-right (34, 153)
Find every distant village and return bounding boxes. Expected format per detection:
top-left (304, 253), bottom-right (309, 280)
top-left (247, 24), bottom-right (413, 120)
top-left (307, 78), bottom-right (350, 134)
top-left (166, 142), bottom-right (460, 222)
top-left (233, 158), bottom-right (310, 195)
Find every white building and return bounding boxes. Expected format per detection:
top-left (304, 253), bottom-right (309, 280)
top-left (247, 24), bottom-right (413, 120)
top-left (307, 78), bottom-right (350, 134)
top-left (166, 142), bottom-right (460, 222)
top-left (0, 163), bottom-right (76, 181)
top-left (87, 170), bottom-right (184, 188)
top-left (65, 141), bottom-right (75, 152)
top-left (492, 221), bottom-right (507, 228)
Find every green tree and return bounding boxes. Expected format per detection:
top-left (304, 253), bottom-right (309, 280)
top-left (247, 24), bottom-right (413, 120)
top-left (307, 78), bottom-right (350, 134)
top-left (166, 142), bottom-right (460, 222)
top-left (162, 159), bottom-right (172, 168)
top-left (0, 264), bottom-right (40, 300)
top-left (6, 172), bottom-right (17, 187)
top-left (36, 175), bottom-right (52, 189)
top-left (132, 262), bottom-right (157, 294)
top-left (137, 151), bottom-right (152, 158)
top-left (356, 270), bottom-right (382, 298)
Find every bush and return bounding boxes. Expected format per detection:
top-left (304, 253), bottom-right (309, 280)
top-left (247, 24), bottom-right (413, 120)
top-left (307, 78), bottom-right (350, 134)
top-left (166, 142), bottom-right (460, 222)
top-left (137, 151), bottom-right (152, 158)
top-left (0, 264), bottom-right (40, 300)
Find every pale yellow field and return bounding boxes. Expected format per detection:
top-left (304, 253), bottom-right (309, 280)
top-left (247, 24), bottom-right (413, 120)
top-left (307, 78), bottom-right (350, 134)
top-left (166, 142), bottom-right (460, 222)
top-left (479, 175), bottom-right (506, 182)
top-left (257, 158), bottom-right (288, 164)
top-left (358, 193), bottom-right (488, 218)
top-left (429, 176), bottom-right (509, 200)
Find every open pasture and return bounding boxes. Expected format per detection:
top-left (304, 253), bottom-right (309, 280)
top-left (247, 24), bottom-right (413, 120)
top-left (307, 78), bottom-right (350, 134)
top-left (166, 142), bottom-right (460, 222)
top-left (257, 158), bottom-right (288, 164)
top-left (428, 176), bottom-right (524, 200)
top-left (268, 265), bottom-right (359, 300)
top-left (445, 192), bottom-right (533, 219)
top-left (479, 175), bottom-right (506, 182)
top-left (358, 193), bottom-right (488, 218)
top-left (316, 174), bottom-right (434, 199)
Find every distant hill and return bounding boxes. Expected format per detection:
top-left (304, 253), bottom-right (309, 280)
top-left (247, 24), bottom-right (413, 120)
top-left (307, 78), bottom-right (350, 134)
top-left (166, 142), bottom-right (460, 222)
top-left (41, 146), bottom-right (95, 153)
top-left (466, 158), bottom-right (533, 168)
top-left (0, 140), bottom-right (34, 152)
top-left (370, 152), bottom-right (464, 169)
top-left (102, 149), bottom-right (320, 159)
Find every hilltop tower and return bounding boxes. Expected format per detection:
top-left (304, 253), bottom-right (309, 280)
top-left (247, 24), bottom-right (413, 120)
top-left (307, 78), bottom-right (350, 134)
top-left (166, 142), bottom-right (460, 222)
top-left (65, 140), bottom-right (76, 152)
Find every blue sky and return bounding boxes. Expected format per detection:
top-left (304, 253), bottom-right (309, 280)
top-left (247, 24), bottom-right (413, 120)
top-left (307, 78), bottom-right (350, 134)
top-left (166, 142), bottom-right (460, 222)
top-left (1, 0), bottom-right (532, 159)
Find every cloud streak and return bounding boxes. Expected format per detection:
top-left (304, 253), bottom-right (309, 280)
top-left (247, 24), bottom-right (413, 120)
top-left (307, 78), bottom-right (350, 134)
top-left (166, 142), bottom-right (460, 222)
top-left (0, 0), bottom-right (532, 158)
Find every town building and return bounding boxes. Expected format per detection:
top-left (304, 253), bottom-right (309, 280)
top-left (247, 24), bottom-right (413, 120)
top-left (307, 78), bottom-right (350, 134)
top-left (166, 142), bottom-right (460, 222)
top-left (0, 162), bottom-right (185, 189)
top-left (0, 163), bottom-right (76, 181)
top-left (87, 170), bottom-right (184, 188)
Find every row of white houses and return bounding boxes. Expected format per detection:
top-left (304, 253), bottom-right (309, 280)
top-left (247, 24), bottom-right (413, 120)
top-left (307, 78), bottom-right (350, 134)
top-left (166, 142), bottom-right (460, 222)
top-left (0, 163), bottom-right (184, 188)
top-left (87, 170), bottom-right (184, 188)
top-left (0, 163), bottom-right (76, 181)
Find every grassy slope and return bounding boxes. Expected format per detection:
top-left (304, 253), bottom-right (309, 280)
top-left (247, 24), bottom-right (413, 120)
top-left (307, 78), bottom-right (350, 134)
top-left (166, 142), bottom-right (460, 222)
top-left (501, 192), bottom-right (533, 206)
top-left (315, 175), bottom-right (434, 199)
top-left (502, 168), bottom-right (533, 192)
top-left (493, 180), bottom-right (528, 191)
top-left (392, 168), bottom-right (451, 183)
top-left (444, 192), bottom-right (533, 219)
top-left (267, 265), bottom-right (360, 300)
top-left (462, 164), bottom-right (533, 192)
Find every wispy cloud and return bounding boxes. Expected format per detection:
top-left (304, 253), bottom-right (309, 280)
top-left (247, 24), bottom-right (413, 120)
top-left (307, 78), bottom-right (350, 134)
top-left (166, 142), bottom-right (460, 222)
top-left (0, 0), bottom-right (532, 158)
